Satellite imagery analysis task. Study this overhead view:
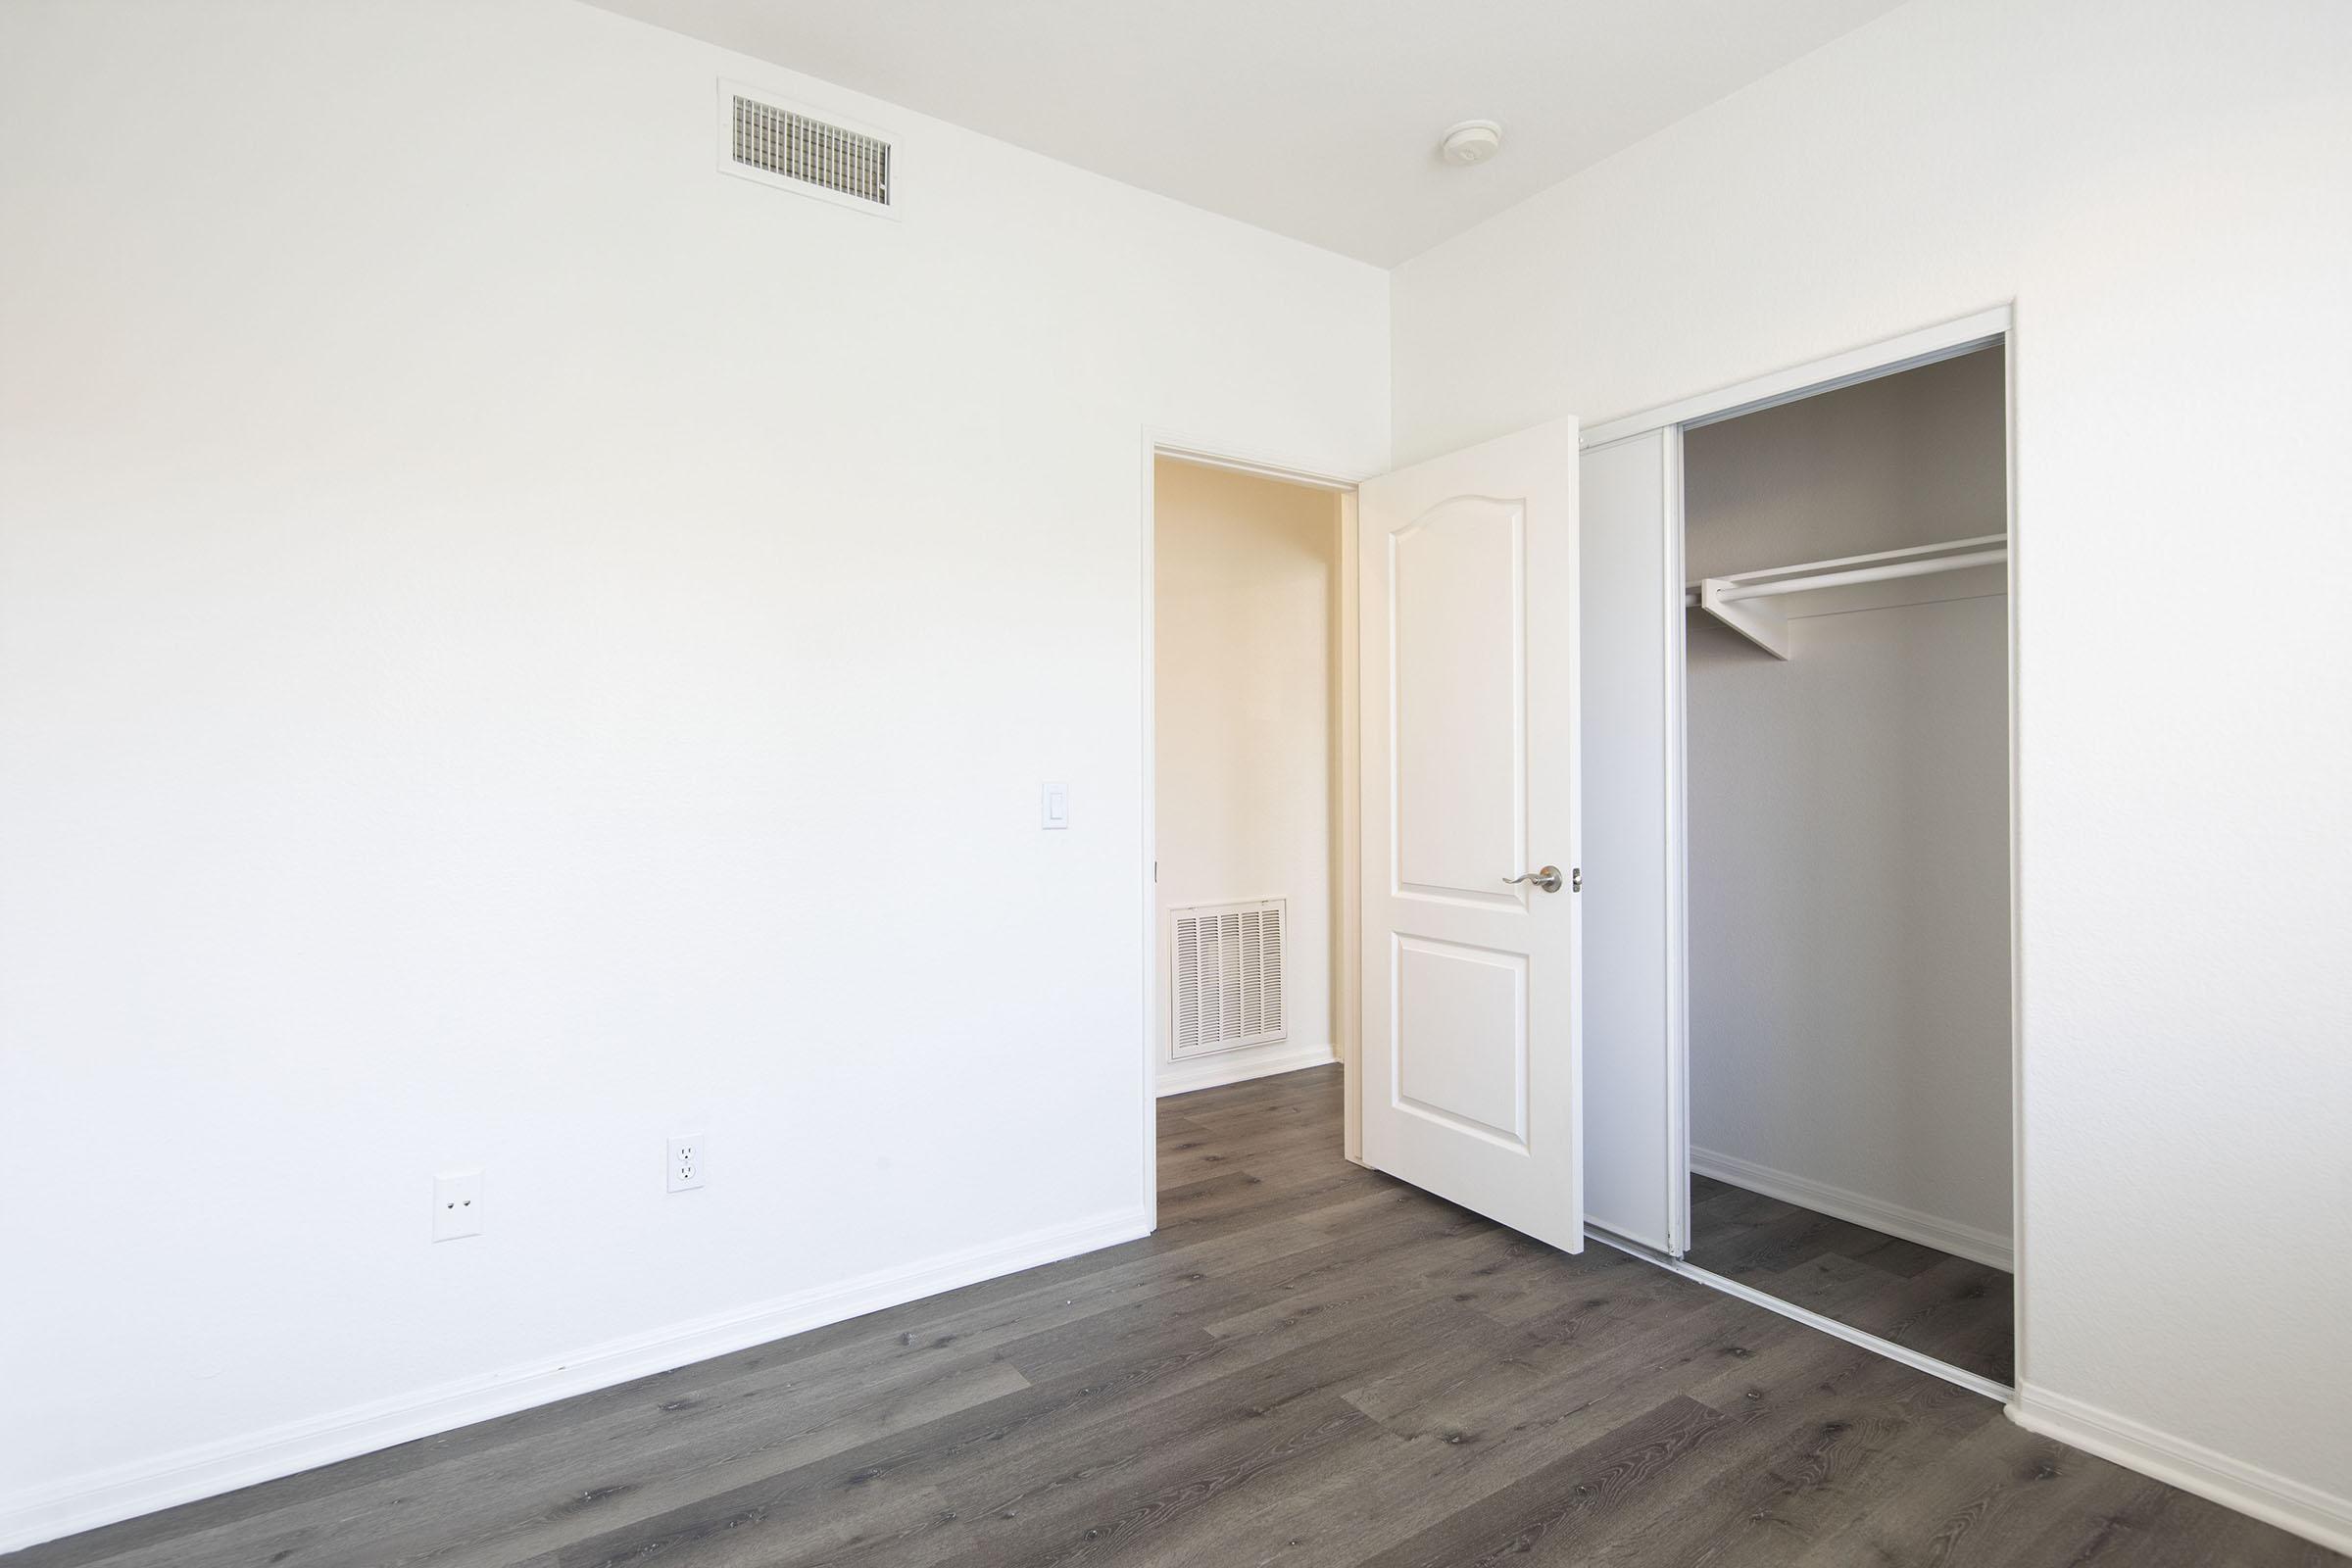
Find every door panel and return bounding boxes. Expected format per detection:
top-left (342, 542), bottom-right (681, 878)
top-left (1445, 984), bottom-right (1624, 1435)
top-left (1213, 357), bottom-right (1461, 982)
top-left (1359, 417), bottom-right (1582, 1254)
top-left (1394, 499), bottom-right (1524, 903)
top-left (1396, 937), bottom-right (1528, 1146)
top-left (1578, 428), bottom-right (1685, 1252)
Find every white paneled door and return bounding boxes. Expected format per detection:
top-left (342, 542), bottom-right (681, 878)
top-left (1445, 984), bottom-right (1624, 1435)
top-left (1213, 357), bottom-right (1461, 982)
top-left (1358, 417), bottom-right (1583, 1253)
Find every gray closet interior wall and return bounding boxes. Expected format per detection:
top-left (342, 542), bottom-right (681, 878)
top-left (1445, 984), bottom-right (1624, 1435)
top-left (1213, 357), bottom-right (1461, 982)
top-left (1684, 348), bottom-right (2013, 1257)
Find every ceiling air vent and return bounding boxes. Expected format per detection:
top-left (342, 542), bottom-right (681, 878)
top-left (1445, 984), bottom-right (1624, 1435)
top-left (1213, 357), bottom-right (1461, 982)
top-left (1170, 900), bottom-right (1288, 1059)
top-left (717, 81), bottom-right (894, 217)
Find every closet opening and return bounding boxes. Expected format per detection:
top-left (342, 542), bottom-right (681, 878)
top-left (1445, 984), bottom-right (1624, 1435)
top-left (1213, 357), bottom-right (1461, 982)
top-left (1676, 344), bottom-right (2015, 1388)
top-left (1145, 451), bottom-right (1357, 1175)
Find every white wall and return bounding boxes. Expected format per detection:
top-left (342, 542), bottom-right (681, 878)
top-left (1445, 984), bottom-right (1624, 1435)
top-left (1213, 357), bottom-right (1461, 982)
top-left (1686, 354), bottom-right (2011, 1258)
top-left (1152, 460), bottom-right (1339, 1093)
top-left (1394, 0), bottom-right (2352, 1543)
top-left (0, 0), bottom-right (1388, 1544)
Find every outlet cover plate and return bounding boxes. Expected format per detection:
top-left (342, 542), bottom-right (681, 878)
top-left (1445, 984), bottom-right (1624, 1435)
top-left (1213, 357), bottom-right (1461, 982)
top-left (433, 1169), bottom-right (484, 1242)
top-left (667, 1134), bottom-right (707, 1193)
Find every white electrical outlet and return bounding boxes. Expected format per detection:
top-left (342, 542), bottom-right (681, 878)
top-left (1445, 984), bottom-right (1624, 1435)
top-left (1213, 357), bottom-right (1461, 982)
top-left (433, 1169), bottom-right (484, 1242)
top-left (667, 1134), bottom-right (707, 1193)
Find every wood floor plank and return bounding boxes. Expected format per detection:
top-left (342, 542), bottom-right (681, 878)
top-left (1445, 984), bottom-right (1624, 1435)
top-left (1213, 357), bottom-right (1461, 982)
top-left (8, 1065), bottom-right (2334, 1568)
top-left (1582, 1343), bottom-right (1995, 1566)
top-left (1354, 1396), bottom-right (1732, 1568)
top-left (76, 1348), bottom-right (1031, 1568)
top-left (1250, 1287), bottom-right (1887, 1568)
top-left (1246, 1290), bottom-right (1856, 1566)
top-left (1343, 1277), bottom-right (1766, 1438)
top-left (1786, 1419), bottom-right (2154, 1567)
top-left (2012, 1475), bottom-right (2340, 1568)
top-left (552, 1295), bottom-right (1473, 1568)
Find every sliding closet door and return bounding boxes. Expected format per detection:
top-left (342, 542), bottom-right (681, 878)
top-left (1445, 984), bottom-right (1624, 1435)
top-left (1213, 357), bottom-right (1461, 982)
top-left (1579, 428), bottom-right (1687, 1252)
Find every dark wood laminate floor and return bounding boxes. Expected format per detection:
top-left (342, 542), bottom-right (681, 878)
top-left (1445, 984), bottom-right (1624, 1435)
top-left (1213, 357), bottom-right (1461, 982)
top-left (1685, 1171), bottom-right (2018, 1386)
top-left (11, 1065), bottom-right (2335, 1568)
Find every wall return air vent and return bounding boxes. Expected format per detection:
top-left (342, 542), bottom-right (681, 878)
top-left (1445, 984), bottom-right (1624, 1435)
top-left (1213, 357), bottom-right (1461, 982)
top-left (1170, 900), bottom-right (1288, 1059)
top-left (717, 81), bottom-right (894, 216)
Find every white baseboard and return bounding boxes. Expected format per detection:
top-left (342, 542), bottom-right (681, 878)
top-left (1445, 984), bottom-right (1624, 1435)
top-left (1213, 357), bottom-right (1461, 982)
top-left (1690, 1146), bottom-right (2013, 1271)
top-left (0, 1204), bottom-right (1152, 1556)
top-left (2009, 1384), bottom-right (2352, 1556)
top-left (1156, 1042), bottom-right (1337, 1098)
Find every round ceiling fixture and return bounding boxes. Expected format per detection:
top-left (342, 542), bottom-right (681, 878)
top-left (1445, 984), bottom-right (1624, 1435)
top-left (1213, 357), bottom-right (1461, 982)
top-left (1440, 120), bottom-right (1503, 167)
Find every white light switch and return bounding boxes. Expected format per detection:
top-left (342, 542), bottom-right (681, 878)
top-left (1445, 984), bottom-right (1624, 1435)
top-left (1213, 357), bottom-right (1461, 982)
top-left (1041, 782), bottom-right (1069, 829)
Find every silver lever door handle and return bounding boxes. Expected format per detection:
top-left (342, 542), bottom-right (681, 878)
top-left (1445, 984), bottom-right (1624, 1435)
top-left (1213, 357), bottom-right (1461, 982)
top-left (1504, 865), bottom-right (1563, 893)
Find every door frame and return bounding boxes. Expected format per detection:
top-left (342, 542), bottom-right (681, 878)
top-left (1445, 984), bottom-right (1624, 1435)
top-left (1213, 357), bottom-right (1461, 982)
top-left (1578, 304), bottom-right (2025, 1398)
top-left (1137, 430), bottom-right (1370, 1230)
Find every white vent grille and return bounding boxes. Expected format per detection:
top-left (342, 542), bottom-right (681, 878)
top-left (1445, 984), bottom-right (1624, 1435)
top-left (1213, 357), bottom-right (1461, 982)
top-left (718, 82), bottom-right (893, 215)
top-left (1170, 900), bottom-right (1287, 1058)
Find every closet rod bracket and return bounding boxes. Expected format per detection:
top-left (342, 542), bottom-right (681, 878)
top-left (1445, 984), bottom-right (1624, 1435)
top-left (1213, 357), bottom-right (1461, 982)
top-left (1697, 575), bottom-right (1792, 660)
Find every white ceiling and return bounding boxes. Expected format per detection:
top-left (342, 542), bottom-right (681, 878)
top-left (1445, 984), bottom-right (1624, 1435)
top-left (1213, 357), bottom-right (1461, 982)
top-left (586, 0), bottom-right (1907, 265)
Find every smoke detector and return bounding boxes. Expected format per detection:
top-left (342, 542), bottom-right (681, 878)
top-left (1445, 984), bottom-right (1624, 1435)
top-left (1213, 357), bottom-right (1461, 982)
top-left (1440, 120), bottom-right (1503, 167)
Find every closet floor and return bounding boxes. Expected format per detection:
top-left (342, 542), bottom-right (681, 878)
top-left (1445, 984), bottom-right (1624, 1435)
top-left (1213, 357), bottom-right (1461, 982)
top-left (1686, 1172), bottom-right (2016, 1386)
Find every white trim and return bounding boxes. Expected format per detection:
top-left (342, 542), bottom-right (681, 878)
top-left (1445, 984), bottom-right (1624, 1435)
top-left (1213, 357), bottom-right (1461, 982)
top-left (1579, 305), bottom-right (2014, 449)
top-left (1139, 432), bottom-right (1163, 1232)
top-left (1588, 1227), bottom-right (2012, 1401)
top-left (1660, 427), bottom-right (1692, 1254)
top-left (0, 1205), bottom-right (1150, 1556)
top-left (2009, 1385), bottom-right (2352, 1557)
top-left (1157, 1043), bottom-right (1338, 1098)
top-left (1690, 1148), bottom-right (2014, 1272)
top-left (2000, 325), bottom-right (2031, 1393)
top-left (1334, 491), bottom-right (1365, 1167)
top-left (1147, 426), bottom-right (1372, 493)
top-left (1154, 445), bottom-right (1361, 493)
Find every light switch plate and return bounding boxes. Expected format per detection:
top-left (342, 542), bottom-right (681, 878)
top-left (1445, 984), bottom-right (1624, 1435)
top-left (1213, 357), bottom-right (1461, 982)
top-left (1041, 782), bottom-right (1069, 830)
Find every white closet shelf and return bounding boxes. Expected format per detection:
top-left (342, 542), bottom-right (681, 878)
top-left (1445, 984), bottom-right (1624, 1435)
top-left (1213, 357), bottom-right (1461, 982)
top-left (1684, 533), bottom-right (2008, 660)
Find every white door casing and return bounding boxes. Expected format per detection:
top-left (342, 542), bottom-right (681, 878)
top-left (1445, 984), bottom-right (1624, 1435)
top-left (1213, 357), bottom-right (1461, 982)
top-left (1358, 416), bottom-right (1583, 1253)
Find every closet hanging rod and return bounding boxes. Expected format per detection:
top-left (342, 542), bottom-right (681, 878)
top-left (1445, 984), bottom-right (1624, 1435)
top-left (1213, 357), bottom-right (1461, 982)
top-left (1683, 534), bottom-right (2008, 658)
top-left (1682, 533), bottom-right (2008, 608)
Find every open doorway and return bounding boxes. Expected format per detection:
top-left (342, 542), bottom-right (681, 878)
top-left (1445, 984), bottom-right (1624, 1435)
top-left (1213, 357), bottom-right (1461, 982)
top-left (1148, 455), bottom-right (1353, 1113)
top-left (1143, 418), bottom-right (1589, 1250)
top-left (1674, 345), bottom-right (2015, 1386)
